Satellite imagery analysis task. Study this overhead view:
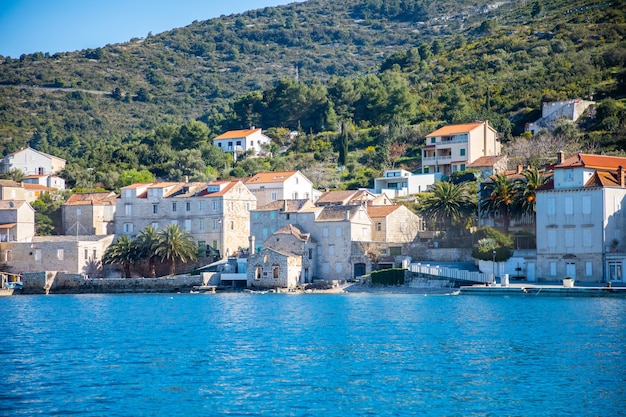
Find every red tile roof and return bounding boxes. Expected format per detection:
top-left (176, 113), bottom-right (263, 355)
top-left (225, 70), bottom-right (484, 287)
top-left (557, 153), bottom-right (626, 170)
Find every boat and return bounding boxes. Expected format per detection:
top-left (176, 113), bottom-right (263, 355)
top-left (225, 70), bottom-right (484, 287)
top-left (1, 272), bottom-right (23, 296)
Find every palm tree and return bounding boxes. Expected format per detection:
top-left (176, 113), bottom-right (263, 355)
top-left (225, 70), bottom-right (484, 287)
top-left (103, 235), bottom-right (139, 278)
top-left (155, 224), bottom-right (198, 276)
top-left (515, 167), bottom-right (548, 219)
top-left (136, 226), bottom-right (159, 278)
top-left (419, 181), bottom-right (476, 233)
top-left (479, 173), bottom-right (517, 234)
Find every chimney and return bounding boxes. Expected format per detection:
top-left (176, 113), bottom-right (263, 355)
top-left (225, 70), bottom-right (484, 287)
top-left (619, 166), bottom-right (625, 188)
top-left (345, 208), bottom-right (350, 221)
top-left (557, 151), bottom-right (565, 164)
top-left (184, 175), bottom-right (189, 183)
top-left (249, 236), bottom-right (255, 255)
top-left (517, 165), bottom-right (523, 174)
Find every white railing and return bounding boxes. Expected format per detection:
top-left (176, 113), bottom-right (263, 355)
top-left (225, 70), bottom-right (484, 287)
top-left (409, 263), bottom-right (491, 284)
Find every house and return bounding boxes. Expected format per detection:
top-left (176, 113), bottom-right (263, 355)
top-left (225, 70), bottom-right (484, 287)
top-left (212, 128), bottom-right (272, 160)
top-left (467, 155), bottom-right (509, 178)
top-left (525, 99), bottom-right (595, 135)
top-left (62, 192), bottom-right (117, 236)
top-left (248, 224), bottom-right (317, 289)
top-left (115, 180), bottom-right (256, 258)
top-left (0, 235), bottom-right (115, 277)
top-left (22, 174), bottom-right (66, 190)
top-left (367, 205), bottom-right (424, 246)
top-left (0, 147), bottom-right (66, 176)
top-left (0, 200), bottom-right (35, 242)
top-left (22, 183), bottom-right (56, 203)
top-left (535, 152), bottom-right (626, 283)
top-left (0, 180), bottom-right (27, 201)
top-left (315, 189), bottom-right (378, 206)
top-left (250, 199), bottom-right (316, 248)
top-left (373, 169), bottom-right (441, 197)
top-left (422, 121), bottom-right (501, 177)
top-left (244, 170), bottom-right (320, 208)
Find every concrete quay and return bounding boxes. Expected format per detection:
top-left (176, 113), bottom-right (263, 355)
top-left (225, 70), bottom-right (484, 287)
top-left (460, 282), bottom-right (626, 297)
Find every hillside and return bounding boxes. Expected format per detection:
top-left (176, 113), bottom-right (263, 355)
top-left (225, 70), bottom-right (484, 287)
top-left (0, 0), bottom-right (625, 189)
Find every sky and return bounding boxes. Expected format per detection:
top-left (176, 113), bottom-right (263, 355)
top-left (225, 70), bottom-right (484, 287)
top-left (0, 0), bottom-right (301, 58)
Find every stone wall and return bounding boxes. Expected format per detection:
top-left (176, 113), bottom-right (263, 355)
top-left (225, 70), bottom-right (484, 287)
top-left (21, 271), bottom-right (203, 294)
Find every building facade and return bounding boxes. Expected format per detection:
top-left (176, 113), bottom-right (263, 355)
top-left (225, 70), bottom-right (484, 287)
top-left (62, 192), bottom-right (118, 236)
top-left (535, 153), bottom-right (626, 283)
top-left (244, 170), bottom-right (319, 207)
top-left (0, 200), bottom-right (35, 242)
top-left (212, 128), bottom-right (272, 160)
top-left (0, 147), bottom-right (66, 176)
top-left (115, 180), bottom-right (256, 258)
top-left (422, 121), bottom-right (500, 177)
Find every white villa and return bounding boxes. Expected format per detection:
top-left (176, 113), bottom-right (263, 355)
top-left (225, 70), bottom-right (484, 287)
top-left (212, 128), bottom-right (271, 160)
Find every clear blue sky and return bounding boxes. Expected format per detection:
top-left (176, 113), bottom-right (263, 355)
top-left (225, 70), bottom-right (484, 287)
top-left (0, 0), bottom-right (301, 58)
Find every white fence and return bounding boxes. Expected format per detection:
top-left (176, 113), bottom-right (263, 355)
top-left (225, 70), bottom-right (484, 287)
top-left (409, 263), bottom-right (492, 284)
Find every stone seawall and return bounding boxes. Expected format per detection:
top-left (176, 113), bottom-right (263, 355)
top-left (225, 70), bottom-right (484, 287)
top-left (21, 272), bottom-right (205, 294)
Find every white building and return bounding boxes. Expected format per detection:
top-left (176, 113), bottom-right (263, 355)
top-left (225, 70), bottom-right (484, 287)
top-left (535, 152), bottom-right (626, 283)
top-left (374, 169), bottom-right (441, 197)
top-left (422, 121), bottom-right (500, 177)
top-left (244, 170), bottom-right (320, 208)
top-left (0, 147), bottom-right (66, 176)
top-left (212, 128), bottom-right (272, 160)
top-left (22, 174), bottom-right (66, 190)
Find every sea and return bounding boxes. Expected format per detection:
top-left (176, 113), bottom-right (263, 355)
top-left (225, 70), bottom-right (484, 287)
top-left (1, 293), bottom-right (624, 417)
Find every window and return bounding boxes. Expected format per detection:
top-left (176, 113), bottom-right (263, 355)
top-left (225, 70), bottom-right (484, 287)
top-left (228, 141), bottom-right (233, 147)
top-left (152, 204), bottom-right (158, 214)
top-left (218, 143), bottom-right (222, 147)
top-left (124, 223), bottom-right (134, 233)
top-left (335, 263), bottom-right (343, 273)
top-left (236, 140), bottom-right (241, 146)
top-left (328, 245), bottom-right (335, 255)
top-left (322, 263), bottom-right (330, 274)
top-left (171, 220), bottom-right (177, 226)
top-left (213, 219), bottom-right (219, 230)
top-left (57, 249), bottom-right (64, 260)
top-left (376, 222), bottom-right (382, 232)
top-left (430, 138), bottom-right (436, 144)
top-left (186, 202), bottom-right (191, 212)
top-left (292, 192), bottom-right (298, 199)
top-left (582, 196), bottom-right (591, 214)
top-left (271, 192), bottom-right (277, 201)
top-left (199, 201), bottom-right (205, 211)
top-left (308, 248), bottom-right (313, 260)
top-left (460, 164), bottom-right (466, 171)
top-left (185, 219), bottom-right (191, 231)
top-left (273, 266), bottom-right (279, 279)
top-left (125, 204), bottom-right (132, 215)
top-left (547, 230), bottom-right (556, 248)
top-left (264, 254), bottom-right (269, 263)
top-left (564, 197), bottom-right (574, 215)
top-left (585, 262), bottom-right (593, 277)
top-left (199, 220), bottom-right (205, 231)
top-left (460, 148), bottom-right (466, 156)
top-left (583, 229), bottom-right (592, 247)
top-left (76, 208), bottom-right (82, 216)
top-left (323, 228), bottom-right (329, 237)
top-left (336, 228), bottom-right (341, 237)
top-left (230, 201), bottom-right (234, 211)
top-left (262, 228), bottom-right (268, 238)
top-left (152, 222), bottom-right (159, 230)
top-left (213, 201), bottom-right (218, 211)
top-left (34, 249), bottom-right (42, 262)
top-left (93, 250), bottom-right (97, 259)
top-left (565, 229), bottom-right (574, 247)
top-left (231, 221), bottom-right (234, 230)
top-left (547, 198), bottom-right (556, 216)
top-left (84, 249), bottom-right (88, 260)
top-left (400, 221), bottom-right (406, 232)
top-left (564, 169), bottom-right (573, 181)
top-left (550, 262), bottom-right (557, 276)
top-left (172, 202), bottom-right (177, 212)
top-left (255, 267), bottom-right (262, 280)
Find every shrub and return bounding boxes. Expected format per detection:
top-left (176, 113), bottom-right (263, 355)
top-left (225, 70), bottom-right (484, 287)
top-left (371, 268), bottom-right (406, 286)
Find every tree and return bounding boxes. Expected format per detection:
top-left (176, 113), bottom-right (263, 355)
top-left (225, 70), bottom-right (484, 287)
top-left (155, 224), bottom-right (198, 276)
top-left (103, 235), bottom-right (139, 278)
top-left (479, 173), bottom-right (517, 234)
top-left (514, 167), bottom-right (548, 219)
top-left (136, 226), bottom-right (159, 278)
top-left (419, 181), bottom-right (475, 233)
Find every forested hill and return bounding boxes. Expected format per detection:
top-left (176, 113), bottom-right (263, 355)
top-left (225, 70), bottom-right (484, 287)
top-left (0, 0), bottom-right (625, 190)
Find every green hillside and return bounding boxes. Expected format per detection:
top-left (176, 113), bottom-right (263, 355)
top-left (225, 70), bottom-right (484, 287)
top-left (0, 0), bottom-right (625, 190)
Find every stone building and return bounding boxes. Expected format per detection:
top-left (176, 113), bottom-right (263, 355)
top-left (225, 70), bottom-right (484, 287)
top-left (63, 192), bottom-right (117, 236)
top-left (0, 200), bottom-right (35, 242)
top-left (0, 235), bottom-right (115, 277)
top-left (248, 224), bottom-right (316, 289)
top-left (115, 180), bottom-right (256, 258)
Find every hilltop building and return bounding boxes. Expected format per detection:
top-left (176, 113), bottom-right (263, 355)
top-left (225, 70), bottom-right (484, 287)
top-left (212, 128), bottom-right (271, 161)
top-left (525, 99), bottom-right (595, 135)
top-left (0, 147), bottom-right (66, 176)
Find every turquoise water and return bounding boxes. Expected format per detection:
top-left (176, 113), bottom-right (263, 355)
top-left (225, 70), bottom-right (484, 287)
top-left (1, 293), bottom-right (624, 417)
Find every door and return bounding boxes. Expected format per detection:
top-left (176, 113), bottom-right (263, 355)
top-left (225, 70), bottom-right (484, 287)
top-left (526, 262), bottom-right (535, 282)
top-left (354, 263), bottom-right (366, 279)
top-left (608, 261), bottom-right (623, 282)
top-left (565, 262), bottom-right (576, 279)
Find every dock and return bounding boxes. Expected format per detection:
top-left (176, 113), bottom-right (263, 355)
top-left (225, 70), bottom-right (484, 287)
top-left (460, 283), bottom-right (626, 297)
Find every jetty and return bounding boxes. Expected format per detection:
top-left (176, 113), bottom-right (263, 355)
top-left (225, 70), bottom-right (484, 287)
top-left (460, 283), bottom-right (626, 297)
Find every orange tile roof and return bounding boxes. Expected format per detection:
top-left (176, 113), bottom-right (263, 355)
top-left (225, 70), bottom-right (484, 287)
top-left (557, 153), bottom-right (626, 170)
top-left (367, 205), bottom-right (400, 218)
top-left (214, 128), bottom-right (261, 140)
top-left (64, 192), bottom-right (117, 206)
top-left (467, 155), bottom-right (505, 167)
top-left (244, 171), bottom-right (298, 184)
top-left (426, 122), bottom-right (486, 137)
top-left (22, 183), bottom-right (53, 190)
